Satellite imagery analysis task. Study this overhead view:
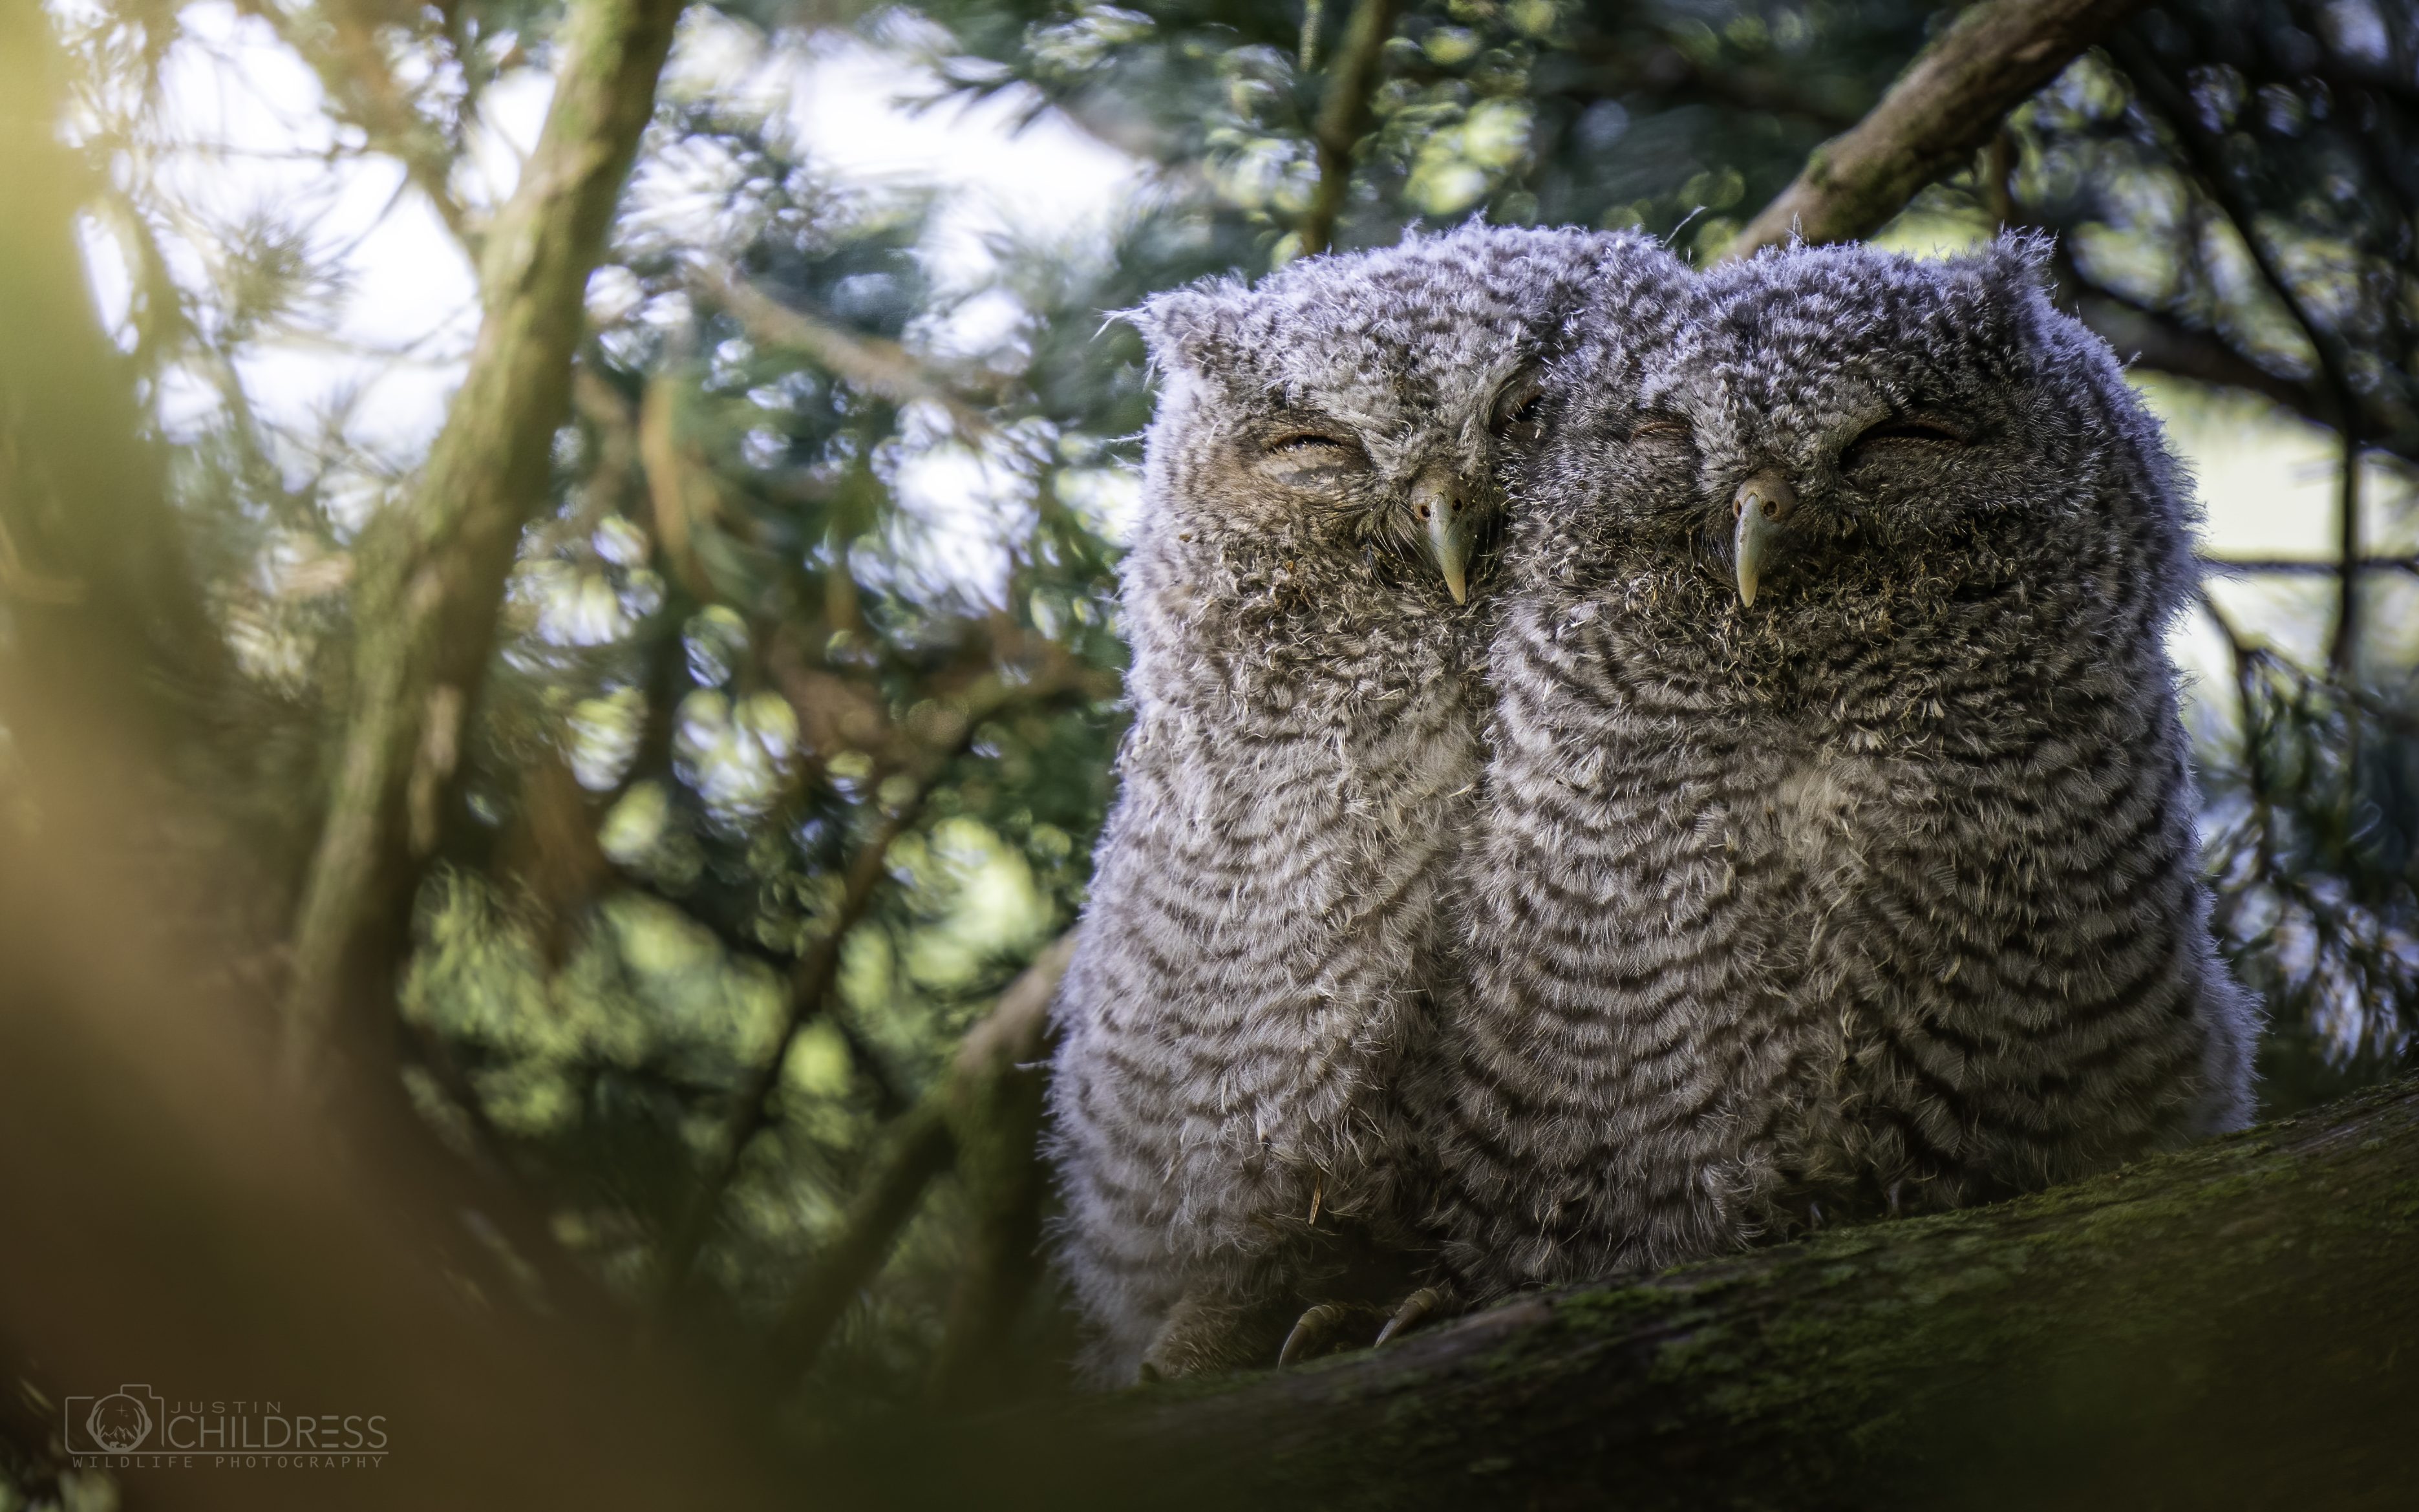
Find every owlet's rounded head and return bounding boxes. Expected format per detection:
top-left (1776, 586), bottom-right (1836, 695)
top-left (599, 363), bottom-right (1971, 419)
top-left (1503, 239), bottom-right (1707, 591)
top-left (1546, 233), bottom-right (2199, 639)
top-left (1127, 224), bottom-right (1661, 610)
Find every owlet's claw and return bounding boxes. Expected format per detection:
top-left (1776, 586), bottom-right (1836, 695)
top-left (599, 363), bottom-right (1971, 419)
top-left (1374, 1286), bottom-right (1446, 1347)
top-left (1277, 1303), bottom-right (1354, 1368)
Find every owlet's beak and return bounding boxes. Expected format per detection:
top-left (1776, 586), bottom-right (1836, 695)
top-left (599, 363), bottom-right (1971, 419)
top-left (1731, 469), bottom-right (1797, 608)
top-left (1412, 469), bottom-right (1480, 604)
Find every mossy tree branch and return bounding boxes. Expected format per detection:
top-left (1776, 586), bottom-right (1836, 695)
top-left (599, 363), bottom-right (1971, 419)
top-left (934, 1078), bottom-right (2419, 1511)
top-left (281, 0), bottom-right (688, 1074)
top-left (1727, 0), bottom-right (2146, 258)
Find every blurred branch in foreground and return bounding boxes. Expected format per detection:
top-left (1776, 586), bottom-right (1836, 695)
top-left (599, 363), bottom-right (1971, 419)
top-left (0, 0), bottom-right (224, 769)
top-left (0, 781), bottom-right (810, 1512)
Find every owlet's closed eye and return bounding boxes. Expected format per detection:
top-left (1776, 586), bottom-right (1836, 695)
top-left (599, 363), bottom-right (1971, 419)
top-left (1259, 431), bottom-right (1367, 489)
top-left (1842, 414), bottom-right (1969, 473)
top-left (1624, 415), bottom-right (1698, 477)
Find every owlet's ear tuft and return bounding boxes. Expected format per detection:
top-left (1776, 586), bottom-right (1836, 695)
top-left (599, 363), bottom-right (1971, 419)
top-left (1939, 231), bottom-right (2058, 367)
top-left (1123, 283), bottom-right (1242, 377)
top-left (1977, 229), bottom-right (2056, 301)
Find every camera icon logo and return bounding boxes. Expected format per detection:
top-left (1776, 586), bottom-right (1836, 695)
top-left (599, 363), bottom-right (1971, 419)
top-left (63, 1385), bottom-right (165, 1455)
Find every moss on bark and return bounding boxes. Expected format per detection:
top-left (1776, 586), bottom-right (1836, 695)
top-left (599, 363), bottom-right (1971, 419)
top-left (935, 1078), bottom-right (2419, 1511)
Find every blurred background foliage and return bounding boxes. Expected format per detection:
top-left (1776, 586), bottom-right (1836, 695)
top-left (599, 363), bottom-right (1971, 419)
top-left (5, 0), bottom-right (2418, 1474)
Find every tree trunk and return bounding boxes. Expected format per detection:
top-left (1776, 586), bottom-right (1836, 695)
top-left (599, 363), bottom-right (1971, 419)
top-left (281, 0), bottom-right (687, 1075)
top-left (942, 1078), bottom-right (2419, 1511)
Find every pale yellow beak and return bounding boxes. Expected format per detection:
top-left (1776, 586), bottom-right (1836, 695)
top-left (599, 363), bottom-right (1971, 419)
top-left (1732, 469), bottom-right (1797, 607)
top-left (1412, 469), bottom-right (1478, 604)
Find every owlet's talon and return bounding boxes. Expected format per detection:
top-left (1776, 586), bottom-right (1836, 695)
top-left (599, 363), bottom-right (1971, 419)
top-left (1374, 1286), bottom-right (1446, 1347)
top-left (1277, 1303), bottom-right (1354, 1368)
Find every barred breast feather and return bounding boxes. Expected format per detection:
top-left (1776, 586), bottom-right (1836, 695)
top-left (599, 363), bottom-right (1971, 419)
top-left (1431, 235), bottom-right (2259, 1299)
top-left (1049, 226), bottom-right (1646, 1381)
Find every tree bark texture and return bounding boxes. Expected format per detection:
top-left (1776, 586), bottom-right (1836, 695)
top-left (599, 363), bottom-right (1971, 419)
top-left (282, 0), bottom-right (687, 1069)
top-left (1727, 0), bottom-right (2146, 258)
top-left (939, 1078), bottom-right (2419, 1512)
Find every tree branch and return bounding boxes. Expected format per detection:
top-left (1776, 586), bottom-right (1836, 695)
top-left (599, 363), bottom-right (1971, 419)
top-left (762, 934), bottom-right (1075, 1388)
top-left (698, 261), bottom-right (995, 434)
top-left (0, 770), bottom-right (804, 1512)
top-left (654, 660), bottom-right (1109, 1304)
top-left (2196, 588), bottom-right (2275, 883)
top-left (2330, 425), bottom-right (2364, 677)
top-left (2105, 34), bottom-right (2371, 679)
top-left (2074, 292), bottom-right (2345, 425)
top-left (281, 0), bottom-right (688, 1073)
top-left (1728, 0), bottom-right (2146, 258)
top-left (231, 0), bottom-right (482, 255)
top-left (2201, 555), bottom-right (2418, 577)
top-left (2023, 200), bottom-right (2418, 469)
top-left (0, 7), bottom-right (225, 744)
top-left (939, 1078), bottom-right (2419, 1511)
top-left (1297, 0), bottom-right (1402, 258)
top-left (926, 932), bottom-right (1076, 1405)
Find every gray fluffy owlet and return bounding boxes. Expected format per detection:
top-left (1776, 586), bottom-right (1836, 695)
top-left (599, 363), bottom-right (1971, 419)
top-left (1048, 225), bottom-right (1645, 1384)
top-left (1432, 235), bottom-right (2260, 1298)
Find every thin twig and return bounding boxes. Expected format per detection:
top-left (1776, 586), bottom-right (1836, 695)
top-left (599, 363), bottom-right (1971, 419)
top-left (652, 663), bottom-right (1108, 1306)
top-left (762, 934), bottom-right (1076, 1388)
top-left (2196, 588), bottom-right (2275, 878)
top-left (1297, 0), bottom-right (1403, 258)
top-left (229, 0), bottom-right (480, 255)
top-left (696, 261), bottom-right (994, 435)
top-left (926, 932), bottom-right (1077, 1406)
top-left (652, 782), bottom-right (936, 1308)
top-left (2109, 36), bottom-right (2371, 676)
top-left (2199, 555), bottom-right (2418, 577)
top-left (761, 1100), bottom-right (955, 1375)
top-left (2330, 425), bottom-right (2365, 679)
top-left (2074, 293), bottom-right (2398, 453)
